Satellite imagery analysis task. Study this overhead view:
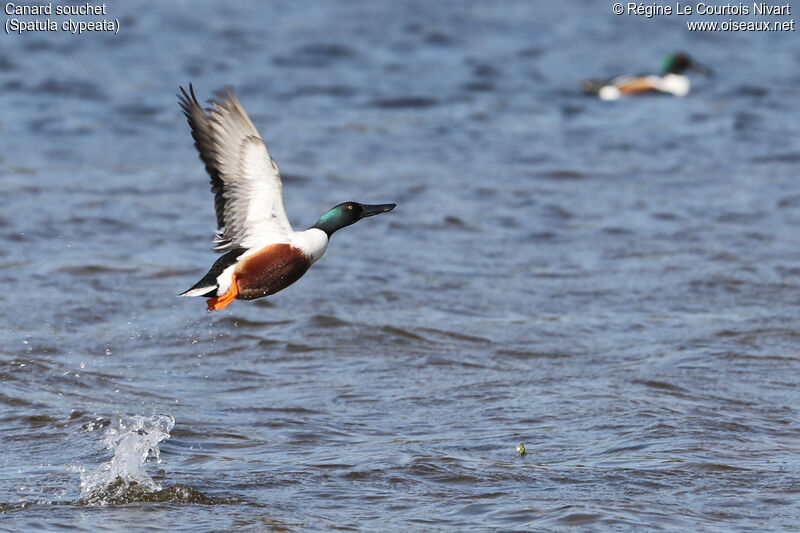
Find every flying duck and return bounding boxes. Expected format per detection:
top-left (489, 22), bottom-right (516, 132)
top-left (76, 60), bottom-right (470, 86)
top-left (177, 85), bottom-right (396, 311)
top-left (581, 52), bottom-right (712, 100)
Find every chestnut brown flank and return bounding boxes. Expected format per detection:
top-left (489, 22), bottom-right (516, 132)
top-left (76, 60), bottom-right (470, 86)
top-left (617, 78), bottom-right (660, 95)
top-left (234, 244), bottom-right (312, 300)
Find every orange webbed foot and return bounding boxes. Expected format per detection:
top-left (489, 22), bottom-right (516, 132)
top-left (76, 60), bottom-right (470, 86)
top-left (205, 274), bottom-right (239, 312)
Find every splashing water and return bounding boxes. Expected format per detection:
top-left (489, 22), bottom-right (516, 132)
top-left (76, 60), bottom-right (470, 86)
top-left (79, 414), bottom-right (175, 505)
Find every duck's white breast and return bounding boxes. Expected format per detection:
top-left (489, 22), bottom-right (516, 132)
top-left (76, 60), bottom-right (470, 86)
top-left (290, 228), bottom-right (329, 264)
top-left (659, 74), bottom-right (690, 96)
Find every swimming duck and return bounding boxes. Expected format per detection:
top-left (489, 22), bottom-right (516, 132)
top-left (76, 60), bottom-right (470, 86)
top-left (177, 84), bottom-right (396, 311)
top-left (581, 52), bottom-right (712, 100)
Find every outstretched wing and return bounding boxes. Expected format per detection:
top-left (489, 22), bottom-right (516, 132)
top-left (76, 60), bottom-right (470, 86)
top-left (179, 84), bottom-right (293, 251)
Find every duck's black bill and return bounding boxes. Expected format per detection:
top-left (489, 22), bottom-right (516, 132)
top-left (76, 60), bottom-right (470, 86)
top-left (360, 203), bottom-right (396, 218)
top-left (690, 61), bottom-right (713, 77)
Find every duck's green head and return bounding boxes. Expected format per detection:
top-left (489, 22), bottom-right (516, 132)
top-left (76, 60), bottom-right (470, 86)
top-left (661, 52), bottom-right (712, 76)
top-left (312, 202), bottom-right (396, 237)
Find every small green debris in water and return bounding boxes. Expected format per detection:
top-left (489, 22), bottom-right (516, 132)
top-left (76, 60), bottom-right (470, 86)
top-left (516, 443), bottom-right (526, 456)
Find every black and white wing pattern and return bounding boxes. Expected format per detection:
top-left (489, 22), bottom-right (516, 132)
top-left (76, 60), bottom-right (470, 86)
top-left (179, 84), bottom-right (293, 251)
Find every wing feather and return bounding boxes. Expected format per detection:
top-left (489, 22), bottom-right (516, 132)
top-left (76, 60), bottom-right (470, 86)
top-left (178, 84), bottom-right (293, 251)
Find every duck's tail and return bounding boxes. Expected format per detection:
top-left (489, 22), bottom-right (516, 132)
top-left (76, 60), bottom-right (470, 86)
top-left (580, 79), bottom-right (606, 95)
top-left (178, 247), bottom-right (246, 298)
top-left (178, 284), bottom-right (217, 298)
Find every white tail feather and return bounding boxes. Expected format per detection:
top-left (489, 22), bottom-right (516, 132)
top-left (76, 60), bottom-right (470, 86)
top-left (178, 286), bottom-right (216, 297)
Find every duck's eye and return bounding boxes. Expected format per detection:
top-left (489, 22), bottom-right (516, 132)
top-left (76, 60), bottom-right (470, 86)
top-left (347, 205), bottom-right (353, 210)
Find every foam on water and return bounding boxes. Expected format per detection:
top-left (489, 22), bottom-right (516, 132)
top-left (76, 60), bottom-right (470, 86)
top-left (78, 414), bottom-right (175, 505)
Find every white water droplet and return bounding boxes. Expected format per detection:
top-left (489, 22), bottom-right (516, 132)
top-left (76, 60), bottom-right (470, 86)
top-left (77, 414), bottom-right (175, 504)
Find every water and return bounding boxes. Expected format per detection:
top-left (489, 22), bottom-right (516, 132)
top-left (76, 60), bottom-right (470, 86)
top-left (2, 1), bottom-right (800, 530)
top-left (76, 414), bottom-right (175, 504)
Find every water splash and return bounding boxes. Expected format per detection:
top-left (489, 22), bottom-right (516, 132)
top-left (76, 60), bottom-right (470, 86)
top-left (78, 414), bottom-right (175, 505)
